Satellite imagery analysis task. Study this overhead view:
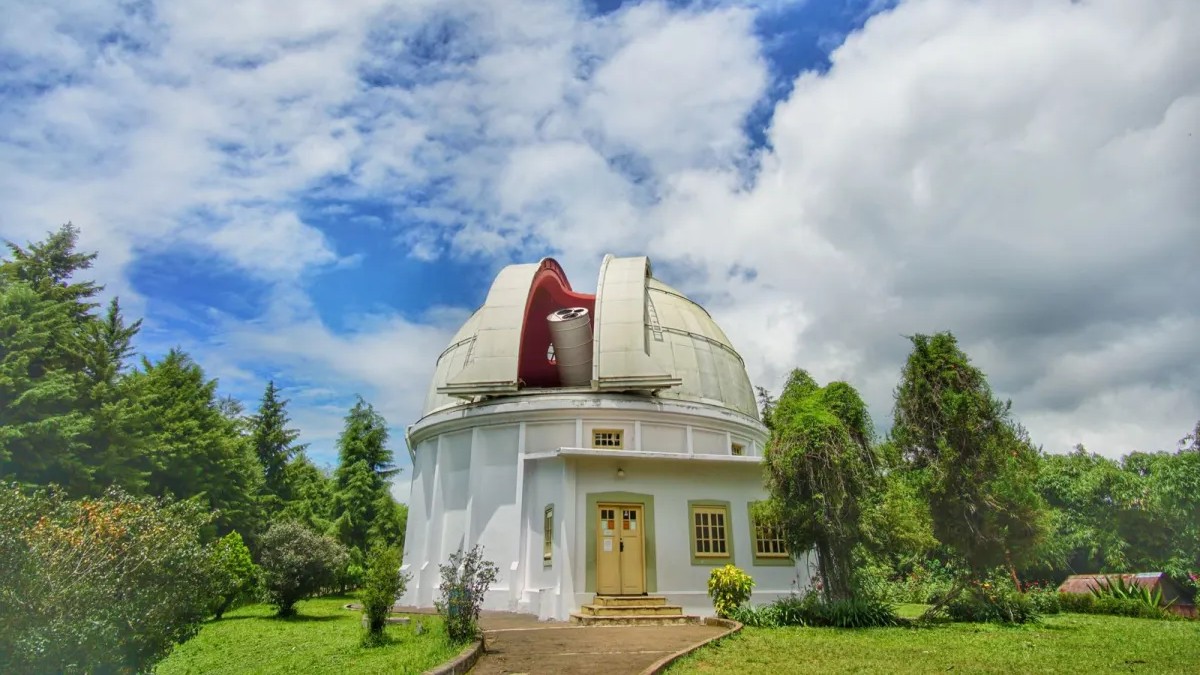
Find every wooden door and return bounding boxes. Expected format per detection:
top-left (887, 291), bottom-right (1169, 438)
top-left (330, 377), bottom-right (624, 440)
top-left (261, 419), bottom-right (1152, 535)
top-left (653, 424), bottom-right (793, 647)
top-left (596, 503), bottom-right (645, 595)
top-left (619, 506), bottom-right (645, 595)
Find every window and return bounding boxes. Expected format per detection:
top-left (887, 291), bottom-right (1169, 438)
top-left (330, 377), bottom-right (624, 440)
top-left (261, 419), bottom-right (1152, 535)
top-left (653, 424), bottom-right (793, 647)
top-left (543, 505), bottom-right (554, 565)
top-left (690, 504), bottom-right (730, 560)
top-left (731, 442), bottom-right (745, 456)
top-left (592, 429), bottom-right (624, 449)
top-left (750, 502), bottom-right (790, 564)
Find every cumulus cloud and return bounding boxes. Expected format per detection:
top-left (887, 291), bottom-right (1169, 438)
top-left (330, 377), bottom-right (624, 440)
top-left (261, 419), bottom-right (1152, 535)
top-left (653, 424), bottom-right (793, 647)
top-left (2, 0), bottom-right (1197, 467)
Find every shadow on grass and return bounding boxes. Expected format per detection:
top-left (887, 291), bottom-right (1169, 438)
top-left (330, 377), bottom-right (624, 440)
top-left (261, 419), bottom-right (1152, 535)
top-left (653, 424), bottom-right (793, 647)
top-left (275, 614), bottom-right (341, 623)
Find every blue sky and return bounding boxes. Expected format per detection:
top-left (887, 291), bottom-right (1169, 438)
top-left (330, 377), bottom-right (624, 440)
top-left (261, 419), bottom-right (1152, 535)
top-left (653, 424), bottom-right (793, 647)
top-left (2, 0), bottom-right (1197, 500)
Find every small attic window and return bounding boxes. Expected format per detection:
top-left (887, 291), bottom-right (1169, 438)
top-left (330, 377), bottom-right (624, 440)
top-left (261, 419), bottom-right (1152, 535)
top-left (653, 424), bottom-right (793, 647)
top-left (592, 429), bottom-right (624, 449)
top-left (731, 443), bottom-right (745, 456)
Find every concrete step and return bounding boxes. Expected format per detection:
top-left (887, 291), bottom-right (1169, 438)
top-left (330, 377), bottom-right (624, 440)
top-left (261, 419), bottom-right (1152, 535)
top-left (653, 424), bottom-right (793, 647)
top-left (592, 595), bottom-right (668, 607)
top-left (578, 604), bottom-right (683, 617)
top-left (569, 613), bottom-right (700, 626)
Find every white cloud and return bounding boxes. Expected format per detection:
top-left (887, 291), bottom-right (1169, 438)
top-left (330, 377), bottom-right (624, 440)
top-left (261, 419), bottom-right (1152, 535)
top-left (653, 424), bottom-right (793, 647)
top-left (3, 0), bottom-right (1197, 461)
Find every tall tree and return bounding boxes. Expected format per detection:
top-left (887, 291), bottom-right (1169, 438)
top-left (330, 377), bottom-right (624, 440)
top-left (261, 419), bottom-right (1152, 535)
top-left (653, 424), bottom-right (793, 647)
top-left (0, 226), bottom-right (99, 489)
top-left (76, 298), bottom-right (147, 492)
top-left (891, 332), bottom-right (1047, 604)
top-left (125, 349), bottom-right (265, 537)
top-left (762, 369), bottom-right (880, 601)
top-left (332, 397), bottom-right (403, 559)
top-left (279, 454), bottom-right (336, 533)
top-left (249, 380), bottom-right (305, 512)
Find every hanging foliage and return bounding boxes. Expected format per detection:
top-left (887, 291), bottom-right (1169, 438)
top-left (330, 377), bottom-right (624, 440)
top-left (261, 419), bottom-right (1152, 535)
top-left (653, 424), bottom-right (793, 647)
top-left (762, 369), bottom-right (880, 602)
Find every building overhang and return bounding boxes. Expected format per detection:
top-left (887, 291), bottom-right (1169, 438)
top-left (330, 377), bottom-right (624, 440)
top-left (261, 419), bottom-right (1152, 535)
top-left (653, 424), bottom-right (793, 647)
top-left (524, 447), bottom-right (764, 465)
top-left (407, 392), bottom-right (768, 448)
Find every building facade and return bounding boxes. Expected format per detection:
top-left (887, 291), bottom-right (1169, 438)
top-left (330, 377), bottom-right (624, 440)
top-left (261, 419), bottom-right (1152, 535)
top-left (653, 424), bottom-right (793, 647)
top-left (399, 255), bottom-right (811, 620)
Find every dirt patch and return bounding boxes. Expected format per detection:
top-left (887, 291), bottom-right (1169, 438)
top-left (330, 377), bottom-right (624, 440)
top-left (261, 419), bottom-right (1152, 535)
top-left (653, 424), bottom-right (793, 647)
top-left (471, 624), bottom-right (725, 675)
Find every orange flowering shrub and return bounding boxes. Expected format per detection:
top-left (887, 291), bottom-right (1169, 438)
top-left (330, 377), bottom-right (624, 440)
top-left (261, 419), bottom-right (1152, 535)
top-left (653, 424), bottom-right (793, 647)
top-left (0, 485), bottom-right (218, 673)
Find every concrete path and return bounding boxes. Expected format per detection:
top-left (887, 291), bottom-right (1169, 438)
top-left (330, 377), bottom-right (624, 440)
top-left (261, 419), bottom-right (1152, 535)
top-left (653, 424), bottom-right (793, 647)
top-left (471, 613), bottom-right (724, 675)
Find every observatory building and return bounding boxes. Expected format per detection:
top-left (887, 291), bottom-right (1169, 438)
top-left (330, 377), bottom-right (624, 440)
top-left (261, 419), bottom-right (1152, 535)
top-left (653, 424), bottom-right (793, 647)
top-left (400, 255), bottom-right (808, 620)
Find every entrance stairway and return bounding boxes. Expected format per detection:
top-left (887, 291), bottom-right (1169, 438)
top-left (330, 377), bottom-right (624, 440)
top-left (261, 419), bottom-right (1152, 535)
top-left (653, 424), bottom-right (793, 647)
top-left (570, 595), bottom-right (699, 626)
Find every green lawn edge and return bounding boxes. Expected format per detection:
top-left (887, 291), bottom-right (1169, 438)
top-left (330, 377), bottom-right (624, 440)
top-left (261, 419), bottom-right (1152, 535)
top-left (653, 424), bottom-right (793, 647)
top-left (667, 613), bottom-right (1200, 674)
top-left (158, 595), bottom-right (466, 675)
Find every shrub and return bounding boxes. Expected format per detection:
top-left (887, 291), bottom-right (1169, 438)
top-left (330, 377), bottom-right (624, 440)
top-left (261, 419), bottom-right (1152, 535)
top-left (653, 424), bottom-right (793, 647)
top-left (361, 547), bottom-right (408, 645)
top-left (1024, 585), bottom-right (1062, 615)
top-left (210, 531), bottom-right (259, 619)
top-left (1058, 592), bottom-right (1175, 620)
top-left (1088, 575), bottom-right (1174, 611)
top-left (707, 564), bottom-right (755, 619)
top-left (259, 521), bottom-right (348, 616)
top-left (436, 545), bottom-right (499, 642)
top-left (727, 603), bottom-right (781, 627)
top-left (0, 485), bottom-right (218, 674)
top-left (767, 592), bottom-right (898, 628)
top-left (946, 588), bottom-right (1040, 624)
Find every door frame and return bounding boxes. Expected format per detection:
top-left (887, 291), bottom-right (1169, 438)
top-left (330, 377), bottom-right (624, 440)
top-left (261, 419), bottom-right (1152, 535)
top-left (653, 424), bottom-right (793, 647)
top-left (585, 491), bottom-right (657, 594)
top-left (595, 502), bottom-right (646, 595)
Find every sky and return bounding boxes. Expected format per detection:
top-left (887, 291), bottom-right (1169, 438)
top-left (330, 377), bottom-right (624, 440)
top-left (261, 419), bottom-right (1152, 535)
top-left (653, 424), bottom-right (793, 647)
top-left (2, 0), bottom-right (1197, 503)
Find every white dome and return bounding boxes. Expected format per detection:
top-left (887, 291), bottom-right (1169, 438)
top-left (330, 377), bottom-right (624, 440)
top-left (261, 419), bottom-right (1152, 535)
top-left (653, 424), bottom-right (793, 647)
top-left (421, 255), bottom-right (758, 420)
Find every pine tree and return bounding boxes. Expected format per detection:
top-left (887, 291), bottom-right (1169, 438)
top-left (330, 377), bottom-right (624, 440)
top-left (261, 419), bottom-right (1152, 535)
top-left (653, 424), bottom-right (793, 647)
top-left (0, 225), bottom-right (100, 489)
top-left (126, 349), bottom-right (265, 537)
top-left (331, 397), bottom-right (402, 558)
top-left (249, 380), bottom-right (306, 512)
top-left (77, 298), bottom-right (147, 493)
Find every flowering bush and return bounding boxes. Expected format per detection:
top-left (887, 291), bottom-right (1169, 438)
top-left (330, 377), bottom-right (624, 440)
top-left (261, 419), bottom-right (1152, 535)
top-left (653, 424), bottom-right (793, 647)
top-left (0, 485), bottom-right (218, 673)
top-left (1022, 581), bottom-right (1062, 615)
top-left (946, 578), bottom-right (1040, 624)
top-left (437, 545), bottom-right (499, 642)
top-left (707, 564), bottom-right (754, 618)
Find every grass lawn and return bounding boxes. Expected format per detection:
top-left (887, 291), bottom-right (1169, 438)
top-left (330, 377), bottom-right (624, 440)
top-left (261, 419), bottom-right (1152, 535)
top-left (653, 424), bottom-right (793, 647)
top-left (669, 613), bottom-right (1200, 674)
top-left (158, 595), bottom-right (465, 675)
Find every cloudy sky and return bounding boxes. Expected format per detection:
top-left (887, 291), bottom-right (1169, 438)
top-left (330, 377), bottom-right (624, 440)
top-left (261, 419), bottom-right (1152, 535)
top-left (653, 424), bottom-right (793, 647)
top-left (2, 0), bottom-right (1197, 499)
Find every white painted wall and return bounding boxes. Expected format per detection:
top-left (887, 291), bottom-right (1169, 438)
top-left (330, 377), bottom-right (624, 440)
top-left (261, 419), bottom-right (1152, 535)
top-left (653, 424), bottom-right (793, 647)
top-left (526, 421), bottom-right (574, 453)
top-left (692, 428), bottom-right (727, 455)
top-left (399, 396), bottom-right (786, 620)
top-left (571, 457), bottom-right (810, 617)
top-left (641, 423), bottom-right (687, 453)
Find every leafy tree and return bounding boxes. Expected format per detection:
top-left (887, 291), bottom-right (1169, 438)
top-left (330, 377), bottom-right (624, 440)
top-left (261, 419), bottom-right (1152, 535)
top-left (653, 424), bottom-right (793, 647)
top-left (0, 485), bottom-right (218, 673)
top-left (250, 380), bottom-right (306, 512)
top-left (209, 531), bottom-right (260, 619)
top-left (361, 546), bottom-right (407, 645)
top-left (891, 332), bottom-right (1048, 608)
top-left (762, 369), bottom-right (880, 601)
top-left (125, 349), bottom-right (265, 537)
top-left (259, 521), bottom-right (348, 616)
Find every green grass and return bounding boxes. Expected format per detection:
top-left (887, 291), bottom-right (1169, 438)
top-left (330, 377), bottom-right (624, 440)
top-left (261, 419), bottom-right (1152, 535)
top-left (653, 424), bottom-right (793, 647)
top-left (158, 595), bottom-right (466, 675)
top-left (669, 613), bottom-right (1200, 674)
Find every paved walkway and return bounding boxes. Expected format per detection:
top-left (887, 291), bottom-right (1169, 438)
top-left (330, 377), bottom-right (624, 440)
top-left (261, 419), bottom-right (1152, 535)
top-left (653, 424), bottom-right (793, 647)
top-left (393, 606), bottom-right (725, 674)
top-left (471, 612), bottom-right (724, 675)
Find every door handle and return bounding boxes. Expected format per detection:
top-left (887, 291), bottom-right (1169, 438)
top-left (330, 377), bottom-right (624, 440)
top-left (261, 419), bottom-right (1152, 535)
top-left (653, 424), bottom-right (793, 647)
top-left (620, 541), bottom-right (624, 553)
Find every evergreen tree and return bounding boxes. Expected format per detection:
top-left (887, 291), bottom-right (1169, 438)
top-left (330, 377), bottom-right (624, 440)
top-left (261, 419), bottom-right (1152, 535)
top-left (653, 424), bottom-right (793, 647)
top-left (891, 332), bottom-right (1047, 609)
top-left (0, 226), bottom-right (99, 489)
top-left (279, 454), bottom-right (336, 533)
top-left (76, 298), bottom-right (147, 493)
top-left (249, 380), bottom-right (306, 512)
top-left (331, 397), bottom-right (403, 559)
top-left (125, 349), bottom-right (265, 537)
